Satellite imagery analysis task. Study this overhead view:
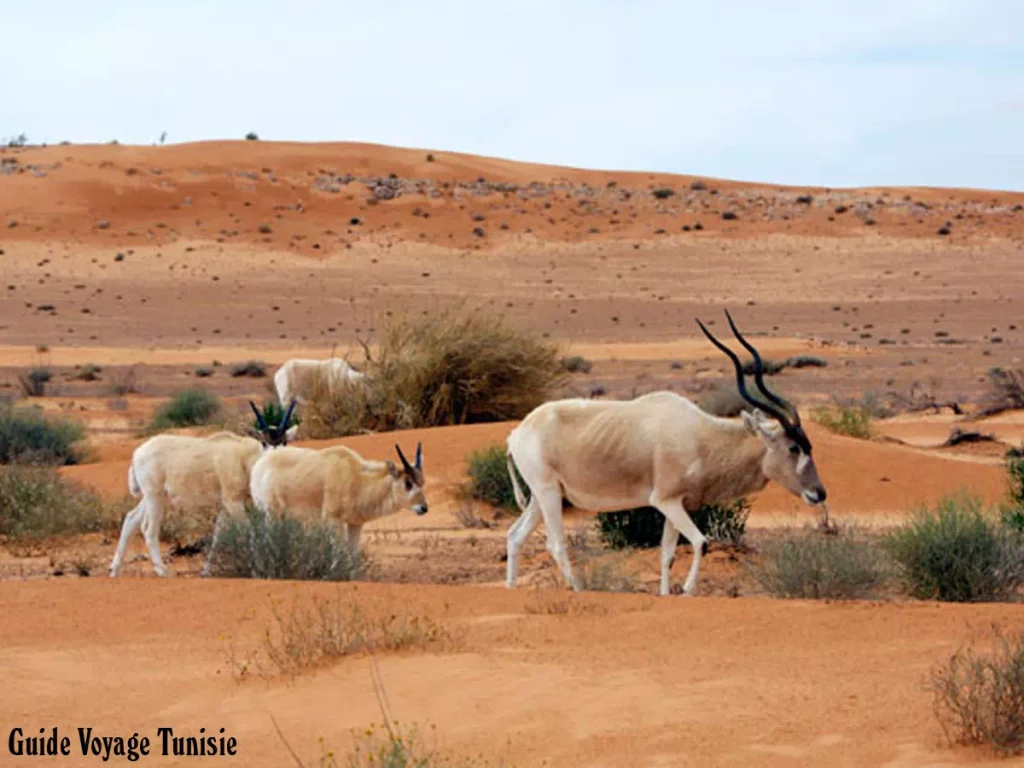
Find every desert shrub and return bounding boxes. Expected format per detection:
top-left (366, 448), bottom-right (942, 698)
top-left (303, 304), bottom-right (564, 437)
top-left (930, 625), bottom-right (1024, 755)
top-left (194, 367), bottom-right (214, 378)
top-left (698, 384), bottom-right (755, 417)
top-left (150, 389), bottom-right (221, 430)
top-left (71, 363), bottom-right (102, 381)
top-left (884, 493), bottom-right (1024, 602)
top-left (206, 503), bottom-right (364, 581)
top-left (741, 358), bottom-right (786, 376)
top-left (245, 131), bottom-right (259, 141)
top-left (977, 367), bottom-right (1024, 418)
top-left (18, 367), bottom-right (52, 397)
top-left (0, 402), bottom-right (85, 465)
top-left (598, 498), bottom-right (751, 549)
top-left (652, 187), bottom-right (675, 200)
top-left (747, 526), bottom-right (889, 599)
top-left (1007, 445), bottom-right (1024, 513)
top-left (464, 444), bottom-right (525, 512)
top-left (785, 354), bottom-right (827, 369)
top-left (560, 355), bottom-right (593, 374)
top-left (230, 360), bottom-right (267, 378)
top-left (0, 467), bottom-right (119, 542)
top-left (811, 401), bottom-right (873, 439)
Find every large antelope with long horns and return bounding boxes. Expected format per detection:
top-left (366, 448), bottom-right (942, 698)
top-left (109, 399), bottom-right (298, 577)
top-left (505, 310), bottom-right (827, 596)
top-left (249, 440), bottom-right (427, 557)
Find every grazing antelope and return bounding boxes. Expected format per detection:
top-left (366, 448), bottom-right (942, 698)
top-left (249, 441), bottom-right (427, 556)
top-left (108, 400), bottom-right (297, 577)
top-left (505, 311), bottom-right (827, 596)
top-left (273, 357), bottom-right (365, 408)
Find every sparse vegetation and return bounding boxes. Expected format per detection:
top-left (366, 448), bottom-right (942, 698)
top-left (976, 367), bottom-right (1024, 419)
top-left (109, 365), bottom-right (140, 396)
top-left (884, 493), bottom-right (1024, 602)
top-left (560, 355), bottom-right (593, 374)
top-left (652, 187), bottom-right (675, 200)
top-left (930, 625), bottom-right (1024, 755)
top-left (149, 389), bottom-right (221, 431)
top-left (739, 355), bottom-right (827, 376)
top-left (70, 364), bottom-right (102, 382)
top-left (598, 498), bottom-right (751, 550)
top-left (207, 503), bottom-right (364, 582)
top-left (747, 526), bottom-right (890, 599)
top-left (303, 304), bottom-right (564, 437)
top-left (463, 444), bottom-right (524, 513)
top-left (18, 367), bottom-right (52, 397)
top-left (230, 359), bottom-right (268, 378)
top-left (1006, 445), bottom-right (1024, 519)
top-left (245, 132), bottom-right (259, 141)
top-left (194, 366), bottom-right (214, 378)
top-left (229, 594), bottom-right (455, 680)
top-left (0, 402), bottom-right (85, 465)
top-left (811, 401), bottom-right (873, 439)
top-left (0, 467), bottom-right (120, 543)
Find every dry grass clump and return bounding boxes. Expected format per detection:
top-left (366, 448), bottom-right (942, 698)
top-left (930, 625), bottom-right (1024, 755)
top-left (976, 367), bottom-right (1024, 419)
top-left (811, 401), bottom-right (873, 439)
top-left (0, 466), bottom-right (123, 545)
top-left (229, 594), bottom-right (459, 680)
top-left (747, 525), bottom-right (890, 599)
top-left (304, 304), bottom-right (564, 437)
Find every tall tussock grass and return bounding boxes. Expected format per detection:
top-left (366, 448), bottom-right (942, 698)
top-left (303, 304), bottom-right (565, 437)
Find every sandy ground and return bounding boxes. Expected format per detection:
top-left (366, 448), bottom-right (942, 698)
top-left (3, 141), bottom-right (1024, 766)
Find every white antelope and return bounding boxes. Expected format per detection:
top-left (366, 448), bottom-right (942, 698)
top-left (249, 441), bottom-right (427, 556)
top-left (273, 357), bottom-right (365, 408)
top-left (108, 400), bottom-right (298, 577)
top-left (505, 311), bottom-right (828, 596)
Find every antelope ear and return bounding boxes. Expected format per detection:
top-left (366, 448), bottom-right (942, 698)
top-left (385, 459), bottom-right (400, 478)
top-left (742, 408), bottom-right (776, 439)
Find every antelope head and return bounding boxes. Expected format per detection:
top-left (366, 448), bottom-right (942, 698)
top-left (249, 399), bottom-right (299, 449)
top-left (696, 310), bottom-right (827, 506)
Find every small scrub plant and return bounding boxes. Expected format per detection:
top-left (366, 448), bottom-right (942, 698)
top-left (560, 355), bottom-right (593, 374)
top-left (747, 525), bottom-right (889, 599)
top-left (0, 401), bottom-right (85, 465)
top-left (652, 187), bottom-right (676, 200)
top-left (206, 503), bottom-right (363, 581)
top-left (71, 363), bottom-right (102, 382)
top-left (929, 625), bottom-right (1024, 755)
top-left (1006, 445), bottom-right (1024, 514)
top-left (0, 467), bottom-right (120, 543)
top-left (884, 493), bottom-right (1024, 602)
top-left (150, 389), bottom-right (221, 430)
top-left (598, 498), bottom-right (751, 549)
top-left (463, 444), bottom-right (523, 513)
top-left (230, 359), bottom-right (268, 378)
top-left (18, 367), bottom-right (52, 397)
top-left (231, 594), bottom-right (456, 680)
top-left (811, 401), bottom-right (873, 439)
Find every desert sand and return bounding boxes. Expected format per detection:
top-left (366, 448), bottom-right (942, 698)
top-left (2, 140), bottom-right (1024, 767)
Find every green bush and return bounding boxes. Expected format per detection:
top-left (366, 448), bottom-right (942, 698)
top-left (0, 466), bottom-right (118, 542)
top-left (747, 526), bottom-right (889, 599)
top-left (464, 444), bottom-right (524, 512)
top-left (206, 503), bottom-right (364, 581)
top-left (0, 401), bottom-right (86, 465)
top-left (930, 626), bottom-right (1024, 755)
top-left (598, 499), bottom-right (751, 549)
top-left (884, 493), bottom-right (1024, 602)
top-left (811, 402), bottom-right (873, 439)
top-left (303, 303), bottom-right (564, 437)
top-left (1007, 445), bottom-right (1024, 512)
top-left (150, 389), bottom-right (221, 431)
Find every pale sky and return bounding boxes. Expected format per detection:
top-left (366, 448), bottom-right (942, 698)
top-left (1, 1), bottom-right (1021, 190)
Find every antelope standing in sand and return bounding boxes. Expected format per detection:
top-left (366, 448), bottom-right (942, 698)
top-left (249, 441), bottom-right (427, 556)
top-left (273, 357), bottom-right (365, 408)
top-left (109, 400), bottom-right (298, 577)
top-left (505, 311), bottom-right (827, 597)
